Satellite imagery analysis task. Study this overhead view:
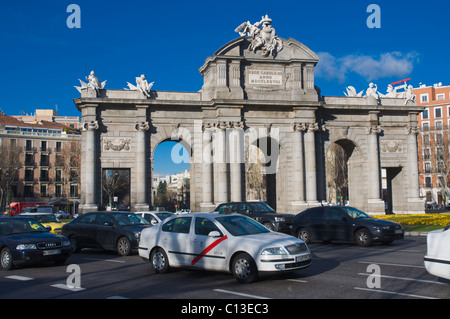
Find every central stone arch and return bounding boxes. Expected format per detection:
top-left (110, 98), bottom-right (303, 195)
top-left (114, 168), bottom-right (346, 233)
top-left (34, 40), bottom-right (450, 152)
top-left (74, 18), bottom-right (425, 215)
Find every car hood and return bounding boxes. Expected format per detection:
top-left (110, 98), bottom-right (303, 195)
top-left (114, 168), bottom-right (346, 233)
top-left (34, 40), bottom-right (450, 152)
top-left (3, 232), bottom-right (67, 244)
top-left (357, 217), bottom-right (402, 227)
top-left (238, 231), bottom-right (300, 247)
top-left (121, 224), bottom-right (150, 233)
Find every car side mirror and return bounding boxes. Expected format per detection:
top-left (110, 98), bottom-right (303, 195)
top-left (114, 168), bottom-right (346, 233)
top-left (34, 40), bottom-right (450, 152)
top-left (151, 219), bottom-right (158, 226)
top-left (104, 222), bottom-right (114, 227)
top-left (208, 231), bottom-right (221, 238)
top-left (45, 225), bottom-right (52, 231)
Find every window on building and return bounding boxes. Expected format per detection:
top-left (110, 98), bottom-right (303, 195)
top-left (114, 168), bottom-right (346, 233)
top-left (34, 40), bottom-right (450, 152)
top-left (423, 148), bottom-right (431, 160)
top-left (436, 93), bottom-right (445, 100)
top-left (422, 122), bottom-right (430, 131)
top-left (425, 177), bottom-right (432, 188)
top-left (435, 120), bottom-right (443, 130)
top-left (421, 94), bottom-right (429, 103)
top-left (422, 109), bottom-right (429, 119)
top-left (424, 162), bottom-right (431, 173)
top-left (435, 107), bottom-right (442, 118)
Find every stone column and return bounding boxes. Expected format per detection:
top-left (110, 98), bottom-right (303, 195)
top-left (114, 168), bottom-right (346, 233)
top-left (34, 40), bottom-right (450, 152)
top-left (134, 121), bottom-right (150, 211)
top-left (407, 125), bottom-right (420, 198)
top-left (83, 120), bottom-right (99, 211)
top-left (292, 123), bottom-right (306, 204)
top-left (230, 121), bottom-right (244, 202)
top-left (366, 125), bottom-right (382, 201)
top-left (214, 121), bottom-right (228, 203)
top-left (304, 123), bottom-right (319, 204)
top-left (201, 123), bottom-right (215, 210)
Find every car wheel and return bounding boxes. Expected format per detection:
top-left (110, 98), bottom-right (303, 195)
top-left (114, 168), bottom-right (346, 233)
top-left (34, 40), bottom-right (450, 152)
top-left (150, 247), bottom-right (169, 274)
top-left (231, 253), bottom-right (258, 283)
top-left (69, 236), bottom-right (80, 253)
top-left (1, 247), bottom-right (14, 271)
top-left (355, 229), bottom-right (372, 247)
top-left (117, 237), bottom-right (131, 256)
top-left (296, 228), bottom-right (311, 244)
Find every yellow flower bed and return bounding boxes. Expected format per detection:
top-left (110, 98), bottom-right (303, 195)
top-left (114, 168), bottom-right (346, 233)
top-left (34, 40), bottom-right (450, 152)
top-left (375, 213), bottom-right (450, 227)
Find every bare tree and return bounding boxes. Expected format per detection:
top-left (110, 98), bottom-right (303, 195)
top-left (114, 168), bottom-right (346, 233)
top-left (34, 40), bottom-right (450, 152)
top-left (326, 143), bottom-right (348, 205)
top-left (102, 169), bottom-right (130, 209)
top-left (0, 142), bottom-right (22, 211)
top-left (246, 146), bottom-right (266, 201)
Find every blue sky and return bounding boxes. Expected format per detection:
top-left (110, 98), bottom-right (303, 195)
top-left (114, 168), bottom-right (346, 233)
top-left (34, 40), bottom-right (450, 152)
top-left (1, 0), bottom-right (449, 174)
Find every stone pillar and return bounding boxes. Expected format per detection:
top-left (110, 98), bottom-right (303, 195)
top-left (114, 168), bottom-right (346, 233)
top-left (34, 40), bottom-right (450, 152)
top-left (134, 121), bottom-right (150, 211)
top-left (201, 123), bottom-right (215, 211)
top-left (83, 120), bottom-right (99, 211)
top-left (292, 123), bottom-right (306, 204)
top-left (366, 125), bottom-right (382, 201)
top-left (230, 121), bottom-right (244, 202)
top-left (214, 121), bottom-right (228, 204)
top-left (304, 123), bottom-right (319, 204)
top-left (407, 126), bottom-right (420, 198)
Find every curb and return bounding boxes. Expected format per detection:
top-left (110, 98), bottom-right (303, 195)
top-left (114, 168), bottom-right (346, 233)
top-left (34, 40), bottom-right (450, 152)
top-left (405, 231), bottom-right (429, 237)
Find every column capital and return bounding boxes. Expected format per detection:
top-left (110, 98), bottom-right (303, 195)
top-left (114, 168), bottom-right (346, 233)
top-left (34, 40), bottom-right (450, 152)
top-left (82, 120), bottom-right (99, 131)
top-left (407, 126), bottom-right (420, 135)
top-left (306, 122), bottom-right (319, 132)
top-left (135, 121), bottom-right (150, 131)
top-left (231, 121), bottom-right (244, 129)
top-left (366, 125), bottom-right (382, 135)
top-left (293, 122), bottom-right (307, 132)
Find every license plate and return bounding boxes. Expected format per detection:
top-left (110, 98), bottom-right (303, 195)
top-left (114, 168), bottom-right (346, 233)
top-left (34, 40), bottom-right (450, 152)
top-left (295, 254), bottom-right (310, 262)
top-left (43, 249), bottom-right (61, 256)
top-left (395, 230), bottom-right (403, 234)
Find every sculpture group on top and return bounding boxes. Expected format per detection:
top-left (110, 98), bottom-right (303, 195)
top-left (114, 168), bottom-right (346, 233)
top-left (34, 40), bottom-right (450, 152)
top-left (75, 71), bottom-right (155, 98)
top-left (344, 82), bottom-right (416, 105)
top-left (235, 14), bottom-right (283, 57)
top-left (75, 70), bottom-right (107, 95)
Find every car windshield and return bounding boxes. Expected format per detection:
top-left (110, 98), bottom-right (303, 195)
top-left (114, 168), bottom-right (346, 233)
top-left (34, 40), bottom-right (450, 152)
top-left (216, 215), bottom-right (270, 236)
top-left (342, 207), bottom-right (370, 219)
top-left (33, 214), bottom-right (61, 223)
top-left (0, 219), bottom-right (48, 235)
top-left (248, 202), bottom-right (275, 213)
top-left (156, 212), bottom-right (173, 221)
top-left (110, 213), bottom-right (149, 226)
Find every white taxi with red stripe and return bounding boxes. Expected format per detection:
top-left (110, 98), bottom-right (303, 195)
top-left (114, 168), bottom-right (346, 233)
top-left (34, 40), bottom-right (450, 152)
top-left (138, 213), bottom-right (311, 283)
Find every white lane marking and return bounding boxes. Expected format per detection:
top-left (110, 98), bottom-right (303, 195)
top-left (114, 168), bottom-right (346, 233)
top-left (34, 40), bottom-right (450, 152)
top-left (354, 287), bottom-right (439, 299)
top-left (50, 283), bottom-right (85, 291)
top-left (287, 279), bottom-right (308, 283)
top-left (5, 275), bottom-right (34, 281)
top-left (213, 289), bottom-right (272, 299)
top-left (83, 258), bottom-right (125, 263)
top-left (358, 261), bottom-right (425, 269)
top-left (357, 272), bottom-right (447, 285)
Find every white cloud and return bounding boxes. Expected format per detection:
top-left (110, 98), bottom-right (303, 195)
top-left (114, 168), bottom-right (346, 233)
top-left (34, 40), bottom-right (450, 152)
top-left (315, 51), bottom-right (419, 83)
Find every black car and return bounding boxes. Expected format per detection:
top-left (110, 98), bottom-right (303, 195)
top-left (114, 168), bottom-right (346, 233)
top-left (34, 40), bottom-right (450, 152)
top-left (292, 206), bottom-right (404, 246)
top-left (0, 217), bottom-right (71, 270)
top-left (61, 211), bottom-right (150, 255)
top-left (214, 202), bottom-right (294, 234)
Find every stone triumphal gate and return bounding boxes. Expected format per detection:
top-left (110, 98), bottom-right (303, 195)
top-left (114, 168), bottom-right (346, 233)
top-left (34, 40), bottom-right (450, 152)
top-left (75, 17), bottom-right (424, 215)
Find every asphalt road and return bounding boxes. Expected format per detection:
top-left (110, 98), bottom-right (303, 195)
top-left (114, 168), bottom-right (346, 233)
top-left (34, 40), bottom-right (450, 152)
top-left (0, 236), bottom-right (448, 303)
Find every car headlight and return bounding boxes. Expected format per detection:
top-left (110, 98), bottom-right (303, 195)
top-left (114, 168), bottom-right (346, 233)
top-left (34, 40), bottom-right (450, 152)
top-left (16, 244), bottom-right (37, 250)
top-left (62, 240), bottom-right (71, 247)
top-left (374, 225), bottom-right (390, 231)
top-left (261, 247), bottom-right (287, 255)
top-left (274, 216), bottom-right (285, 222)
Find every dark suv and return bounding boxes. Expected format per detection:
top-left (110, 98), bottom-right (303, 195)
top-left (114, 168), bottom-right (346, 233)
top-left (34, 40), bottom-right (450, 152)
top-left (214, 202), bottom-right (294, 234)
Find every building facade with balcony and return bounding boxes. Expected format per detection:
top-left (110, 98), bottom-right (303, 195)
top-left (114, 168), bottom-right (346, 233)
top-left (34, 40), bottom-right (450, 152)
top-left (414, 83), bottom-right (450, 207)
top-left (0, 113), bottom-right (81, 213)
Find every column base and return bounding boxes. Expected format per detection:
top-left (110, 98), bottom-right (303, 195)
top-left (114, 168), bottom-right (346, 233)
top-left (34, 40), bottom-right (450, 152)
top-left (133, 204), bottom-right (150, 212)
top-left (200, 203), bottom-right (216, 213)
top-left (80, 203), bottom-right (98, 214)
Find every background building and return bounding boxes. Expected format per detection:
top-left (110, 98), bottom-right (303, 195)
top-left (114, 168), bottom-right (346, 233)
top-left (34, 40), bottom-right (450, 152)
top-left (0, 112), bottom-right (81, 214)
top-left (414, 82), bottom-right (450, 207)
